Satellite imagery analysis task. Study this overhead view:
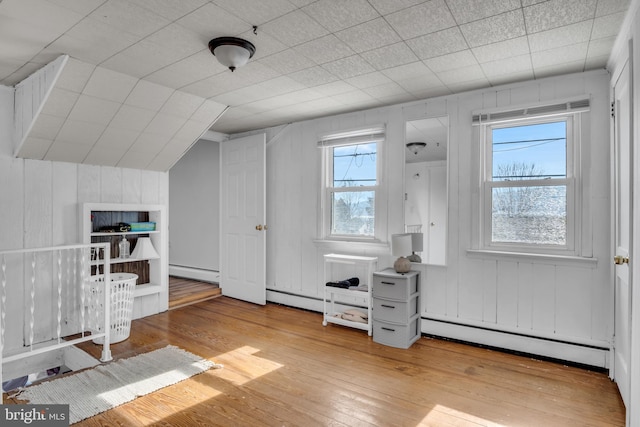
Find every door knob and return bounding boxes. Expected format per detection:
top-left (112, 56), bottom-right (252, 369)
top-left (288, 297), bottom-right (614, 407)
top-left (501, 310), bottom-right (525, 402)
top-left (256, 225), bottom-right (263, 231)
top-left (614, 255), bottom-right (629, 265)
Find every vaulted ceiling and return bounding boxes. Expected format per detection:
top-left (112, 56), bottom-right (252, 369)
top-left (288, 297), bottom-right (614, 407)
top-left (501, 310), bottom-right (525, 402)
top-left (0, 0), bottom-right (630, 170)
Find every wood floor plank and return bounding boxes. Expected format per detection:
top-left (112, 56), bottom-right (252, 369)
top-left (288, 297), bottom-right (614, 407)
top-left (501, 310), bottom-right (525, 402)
top-left (5, 293), bottom-right (624, 426)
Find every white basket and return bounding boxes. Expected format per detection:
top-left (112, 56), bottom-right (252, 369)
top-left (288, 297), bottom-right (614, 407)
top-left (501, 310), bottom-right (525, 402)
top-left (90, 273), bottom-right (137, 344)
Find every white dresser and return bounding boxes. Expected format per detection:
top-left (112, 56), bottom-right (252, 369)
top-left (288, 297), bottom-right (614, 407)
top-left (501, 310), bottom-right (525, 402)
top-left (372, 268), bottom-right (420, 348)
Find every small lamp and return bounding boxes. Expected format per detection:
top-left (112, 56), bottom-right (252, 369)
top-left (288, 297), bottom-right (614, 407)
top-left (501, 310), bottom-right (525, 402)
top-left (391, 233), bottom-right (412, 273)
top-left (407, 233), bottom-right (423, 263)
top-left (130, 237), bottom-right (159, 260)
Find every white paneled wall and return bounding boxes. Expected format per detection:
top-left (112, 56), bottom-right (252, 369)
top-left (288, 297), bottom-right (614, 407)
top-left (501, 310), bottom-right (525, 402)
top-left (254, 70), bottom-right (612, 366)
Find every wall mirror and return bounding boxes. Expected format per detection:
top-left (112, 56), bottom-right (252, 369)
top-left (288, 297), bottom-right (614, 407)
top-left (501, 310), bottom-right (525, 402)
top-left (404, 116), bottom-right (448, 265)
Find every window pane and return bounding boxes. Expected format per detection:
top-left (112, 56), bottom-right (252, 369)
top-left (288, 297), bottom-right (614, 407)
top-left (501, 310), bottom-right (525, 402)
top-left (492, 185), bottom-right (566, 245)
top-left (331, 191), bottom-right (375, 236)
top-left (492, 121), bottom-right (566, 181)
top-left (333, 143), bottom-right (377, 187)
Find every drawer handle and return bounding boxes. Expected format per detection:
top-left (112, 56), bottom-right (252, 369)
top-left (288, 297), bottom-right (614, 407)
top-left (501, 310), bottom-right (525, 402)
top-left (381, 281), bottom-right (395, 285)
top-left (381, 327), bottom-right (396, 332)
top-left (381, 304), bottom-right (395, 309)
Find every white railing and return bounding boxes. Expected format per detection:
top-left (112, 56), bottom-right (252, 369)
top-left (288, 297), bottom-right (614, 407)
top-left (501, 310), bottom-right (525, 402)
top-left (0, 243), bottom-right (112, 400)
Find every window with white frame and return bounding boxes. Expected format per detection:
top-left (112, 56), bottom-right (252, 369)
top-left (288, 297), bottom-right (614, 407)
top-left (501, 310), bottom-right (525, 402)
top-left (319, 127), bottom-right (385, 240)
top-left (477, 101), bottom-right (587, 253)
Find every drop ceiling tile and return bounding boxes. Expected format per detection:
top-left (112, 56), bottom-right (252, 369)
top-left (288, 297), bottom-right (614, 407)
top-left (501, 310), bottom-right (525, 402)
top-left (144, 24), bottom-right (204, 60)
top-left (181, 75), bottom-right (234, 98)
top-left (55, 120), bottom-right (106, 145)
top-left (382, 61), bottom-right (434, 81)
top-left (130, 132), bottom-right (172, 152)
top-left (213, 0), bottom-right (298, 26)
top-left (322, 55), bottom-right (376, 80)
top-left (44, 141), bottom-right (91, 163)
top-left (447, 78), bottom-right (491, 93)
top-left (523, 0), bottom-right (597, 33)
top-left (40, 88), bottom-right (79, 118)
top-left (587, 35), bottom-right (617, 58)
top-left (528, 20), bottom-right (592, 52)
top-left (302, 0), bottom-right (379, 32)
top-left (363, 81), bottom-right (408, 99)
top-left (191, 100), bottom-right (228, 124)
top-left (345, 72), bottom-right (393, 89)
top-left (396, 74), bottom-right (447, 93)
top-left (312, 81), bottom-right (358, 96)
top-left (406, 27), bottom-right (468, 60)
top-left (95, 126), bottom-right (141, 149)
top-left (293, 35), bottom-right (355, 65)
top-left (531, 42), bottom-right (589, 69)
top-left (289, 66), bottom-right (340, 87)
top-left (425, 50), bottom-right (478, 72)
top-left (55, 58), bottom-right (95, 93)
top-left (174, 120), bottom-right (210, 141)
top-left (125, 80), bottom-right (174, 111)
top-left (68, 95), bottom-right (121, 126)
top-left (460, 10), bottom-right (526, 48)
top-left (19, 137), bottom-right (52, 160)
top-left (360, 43), bottom-right (419, 71)
top-left (28, 114), bottom-right (65, 139)
top-left (160, 91), bottom-right (204, 119)
top-left (258, 48), bottom-right (316, 74)
top-left (534, 59), bottom-right (585, 78)
top-left (595, 0), bottom-right (630, 16)
top-left (117, 150), bottom-right (152, 169)
top-left (436, 64), bottom-right (485, 85)
top-left (330, 89), bottom-right (378, 107)
top-left (259, 10), bottom-right (329, 47)
top-left (84, 146), bottom-right (128, 167)
top-left (386, 0), bottom-right (456, 40)
top-left (336, 18), bottom-right (401, 54)
top-left (46, 0), bottom-right (106, 15)
top-left (147, 149), bottom-right (182, 172)
top-left (146, 50), bottom-right (225, 90)
top-left (367, 0), bottom-right (424, 15)
top-left (42, 18), bottom-right (140, 64)
top-left (472, 36), bottom-right (530, 63)
top-left (84, 67), bottom-right (138, 103)
top-left (480, 54), bottom-right (533, 77)
top-left (447, 0), bottom-right (521, 24)
top-left (89, 0), bottom-right (171, 38)
top-left (585, 54), bottom-right (609, 69)
top-left (592, 11), bottom-right (626, 39)
top-left (176, 2), bottom-right (252, 39)
top-left (126, 0), bottom-right (209, 20)
top-left (110, 105), bottom-right (157, 132)
top-left (0, 0), bottom-right (84, 36)
top-left (144, 113), bottom-right (187, 137)
top-left (487, 70), bottom-right (536, 86)
top-left (100, 39), bottom-right (180, 79)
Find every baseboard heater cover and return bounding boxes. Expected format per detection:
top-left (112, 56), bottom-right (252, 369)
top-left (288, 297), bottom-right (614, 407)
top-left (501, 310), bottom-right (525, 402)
top-left (423, 316), bottom-right (609, 369)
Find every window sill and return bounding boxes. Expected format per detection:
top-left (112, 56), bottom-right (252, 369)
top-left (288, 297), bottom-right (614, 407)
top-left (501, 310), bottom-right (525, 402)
top-left (313, 239), bottom-right (389, 251)
top-left (466, 249), bottom-right (598, 266)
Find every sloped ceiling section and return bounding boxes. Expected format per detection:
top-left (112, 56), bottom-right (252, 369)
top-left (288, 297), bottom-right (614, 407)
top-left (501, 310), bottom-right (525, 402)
top-left (15, 56), bottom-right (228, 171)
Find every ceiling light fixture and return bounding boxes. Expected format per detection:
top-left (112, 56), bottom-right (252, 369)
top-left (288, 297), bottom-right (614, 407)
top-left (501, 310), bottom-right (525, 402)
top-left (406, 141), bottom-right (427, 155)
top-left (208, 36), bottom-right (256, 72)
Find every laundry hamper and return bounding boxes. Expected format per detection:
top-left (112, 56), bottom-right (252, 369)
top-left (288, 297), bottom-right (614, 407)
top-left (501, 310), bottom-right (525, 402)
top-left (89, 273), bottom-right (138, 344)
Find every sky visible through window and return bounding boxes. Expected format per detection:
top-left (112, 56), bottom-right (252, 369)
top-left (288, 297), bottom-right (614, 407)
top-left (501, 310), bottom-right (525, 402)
top-left (492, 121), bottom-right (567, 180)
top-left (333, 143), bottom-right (377, 186)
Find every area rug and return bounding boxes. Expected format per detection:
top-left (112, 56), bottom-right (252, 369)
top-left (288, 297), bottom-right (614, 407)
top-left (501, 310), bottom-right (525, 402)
top-left (16, 345), bottom-right (223, 424)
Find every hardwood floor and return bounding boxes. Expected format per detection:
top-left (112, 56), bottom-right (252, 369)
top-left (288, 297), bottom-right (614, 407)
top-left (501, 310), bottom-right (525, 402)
top-left (6, 297), bottom-right (624, 426)
top-left (168, 275), bottom-right (221, 309)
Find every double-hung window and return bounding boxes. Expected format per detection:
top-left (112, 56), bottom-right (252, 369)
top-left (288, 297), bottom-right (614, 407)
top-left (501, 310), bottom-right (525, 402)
top-left (478, 101), bottom-right (588, 254)
top-left (319, 127), bottom-right (385, 240)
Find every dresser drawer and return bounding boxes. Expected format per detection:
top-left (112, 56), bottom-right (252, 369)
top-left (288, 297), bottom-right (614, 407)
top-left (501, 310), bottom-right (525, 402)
top-left (373, 317), bottom-right (420, 349)
top-left (372, 272), bottom-right (418, 300)
top-left (373, 296), bottom-right (418, 323)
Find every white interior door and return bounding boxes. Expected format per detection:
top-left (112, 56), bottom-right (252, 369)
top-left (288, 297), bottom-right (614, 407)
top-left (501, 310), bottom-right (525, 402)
top-left (612, 59), bottom-right (632, 410)
top-left (220, 133), bottom-right (266, 305)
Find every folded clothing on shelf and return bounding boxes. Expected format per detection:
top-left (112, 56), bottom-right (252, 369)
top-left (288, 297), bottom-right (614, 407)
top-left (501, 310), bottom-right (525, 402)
top-left (325, 277), bottom-right (359, 289)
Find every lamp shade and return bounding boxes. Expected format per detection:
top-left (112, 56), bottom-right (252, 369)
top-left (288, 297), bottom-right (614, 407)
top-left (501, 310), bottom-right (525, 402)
top-left (410, 233), bottom-right (424, 252)
top-left (209, 37), bottom-right (256, 71)
top-left (391, 233), bottom-right (412, 257)
top-left (131, 237), bottom-right (159, 260)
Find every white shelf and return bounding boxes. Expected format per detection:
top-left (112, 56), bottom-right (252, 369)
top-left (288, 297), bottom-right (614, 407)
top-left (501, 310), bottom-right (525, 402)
top-left (91, 230), bottom-right (159, 237)
top-left (322, 253), bottom-right (377, 336)
top-left (134, 283), bottom-right (162, 297)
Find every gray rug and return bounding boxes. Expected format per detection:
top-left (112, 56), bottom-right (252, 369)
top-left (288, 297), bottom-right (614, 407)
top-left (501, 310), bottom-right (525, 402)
top-left (17, 345), bottom-right (222, 424)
